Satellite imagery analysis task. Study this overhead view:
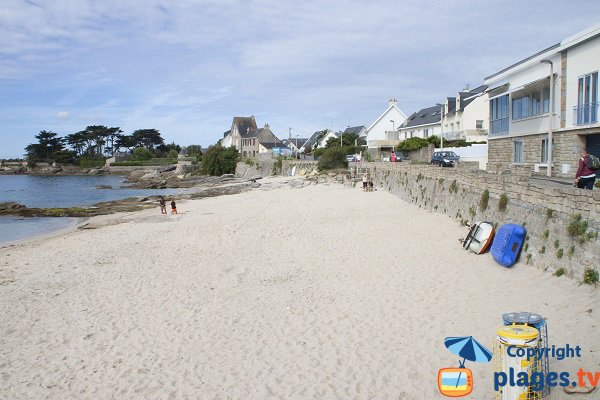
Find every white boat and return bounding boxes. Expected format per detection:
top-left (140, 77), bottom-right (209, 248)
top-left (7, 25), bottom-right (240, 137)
top-left (461, 221), bottom-right (495, 254)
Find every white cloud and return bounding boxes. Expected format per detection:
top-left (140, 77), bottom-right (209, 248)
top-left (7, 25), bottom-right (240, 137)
top-left (57, 111), bottom-right (70, 119)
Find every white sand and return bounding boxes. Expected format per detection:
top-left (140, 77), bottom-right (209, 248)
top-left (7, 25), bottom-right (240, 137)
top-left (1, 177), bottom-right (599, 399)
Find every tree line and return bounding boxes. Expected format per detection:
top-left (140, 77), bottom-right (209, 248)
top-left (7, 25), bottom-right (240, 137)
top-left (24, 126), bottom-right (202, 164)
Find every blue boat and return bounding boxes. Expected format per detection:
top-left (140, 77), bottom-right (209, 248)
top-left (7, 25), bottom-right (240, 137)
top-left (490, 224), bottom-right (526, 267)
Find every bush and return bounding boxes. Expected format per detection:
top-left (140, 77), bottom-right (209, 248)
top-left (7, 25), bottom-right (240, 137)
top-left (317, 147), bottom-right (347, 171)
top-left (567, 214), bottom-right (588, 237)
top-left (52, 150), bottom-right (76, 164)
top-left (79, 156), bottom-right (105, 168)
top-left (167, 149), bottom-right (179, 159)
top-left (583, 268), bottom-right (599, 285)
top-left (498, 193), bottom-right (509, 211)
top-left (131, 147), bottom-right (153, 161)
top-left (480, 190), bottom-right (489, 211)
top-left (397, 137), bottom-right (429, 151)
top-left (554, 268), bottom-right (565, 277)
top-left (201, 145), bottom-right (239, 176)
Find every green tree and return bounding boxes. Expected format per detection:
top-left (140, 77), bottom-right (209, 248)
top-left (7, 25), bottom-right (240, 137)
top-left (131, 147), bottom-right (153, 161)
top-left (25, 130), bottom-right (65, 161)
top-left (317, 147), bottom-right (347, 171)
top-left (132, 129), bottom-right (165, 150)
top-left (325, 132), bottom-right (365, 148)
top-left (201, 145), bottom-right (239, 175)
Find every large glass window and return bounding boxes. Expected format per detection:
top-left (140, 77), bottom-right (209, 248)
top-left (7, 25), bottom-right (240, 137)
top-left (531, 91), bottom-right (541, 115)
top-left (490, 95), bottom-right (509, 135)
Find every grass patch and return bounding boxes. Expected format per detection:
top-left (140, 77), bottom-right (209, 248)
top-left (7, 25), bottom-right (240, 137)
top-left (553, 239), bottom-right (560, 249)
top-left (539, 246), bottom-right (546, 254)
top-left (554, 267), bottom-right (565, 277)
top-left (480, 189), bottom-right (489, 211)
top-left (583, 268), bottom-right (599, 285)
top-left (567, 214), bottom-right (588, 237)
top-left (542, 229), bottom-right (549, 240)
top-left (556, 248), bottom-right (563, 259)
top-left (449, 180), bottom-right (458, 193)
top-left (498, 193), bottom-right (508, 212)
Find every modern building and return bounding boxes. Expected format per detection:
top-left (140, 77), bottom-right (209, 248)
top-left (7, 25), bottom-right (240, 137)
top-left (483, 24), bottom-right (600, 176)
top-left (365, 98), bottom-right (408, 157)
top-left (282, 138), bottom-right (308, 153)
top-left (399, 105), bottom-right (442, 141)
top-left (442, 85), bottom-right (489, 142)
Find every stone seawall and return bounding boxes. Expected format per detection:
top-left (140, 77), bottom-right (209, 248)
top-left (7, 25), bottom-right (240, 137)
top-left (363, 162), bottom-right (599, 280)
top-left (235, 160), bottom-right (318, 178)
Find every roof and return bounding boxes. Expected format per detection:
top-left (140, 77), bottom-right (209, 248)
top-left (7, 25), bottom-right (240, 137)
top-left (223, 130), bottom-right (231, 138)
top-left (367, 102), bottom-right (408, 132)
top-left (283, 138), bottom-right (308, 149)
top-left (457, 85), bottom-right (488, 110)
top-left (232, 116), bottom-right (257, 135)
top-left (401, 105), bottom-right (442, 128)
top-left (304, 130), bottom-right (333, 149)
top-left (259, 142), bottom-right (285, 149)
top-left (485, 24), bottom-right (600, 82)
top-left (343, 126), bottom-right (366, 135)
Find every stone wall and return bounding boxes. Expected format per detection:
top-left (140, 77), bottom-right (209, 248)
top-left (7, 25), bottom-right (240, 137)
top-left (364, 162), bottom-right (599, 280)
top-left (488, 131), bottom-right (585, 177)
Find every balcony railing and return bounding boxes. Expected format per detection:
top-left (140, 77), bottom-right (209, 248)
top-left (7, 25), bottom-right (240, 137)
top-left (442, 130), bottom-right (465, 140)
top-left (573, 102), bottom-right (599, 126)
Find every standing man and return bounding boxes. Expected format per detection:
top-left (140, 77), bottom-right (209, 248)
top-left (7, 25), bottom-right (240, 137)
top-left (575, 148), bottom-right (597, 190)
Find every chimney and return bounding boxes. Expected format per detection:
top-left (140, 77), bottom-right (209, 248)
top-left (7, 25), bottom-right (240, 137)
top-left (388, 98), bottom-right (398, 107)
top-left (264, 123), bottom-right (270, 129)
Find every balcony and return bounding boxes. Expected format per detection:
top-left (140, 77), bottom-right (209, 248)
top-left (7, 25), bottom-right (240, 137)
top-left (573, 102), bottom-right (599, 126)
top-left (443, 130), bottom-right (465, 140)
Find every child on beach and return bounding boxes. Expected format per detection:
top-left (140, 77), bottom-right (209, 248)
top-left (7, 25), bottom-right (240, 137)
top-left (362, 173), bottom-right (368, 192)
top-left (170, 198), bottom-right (177, 214)
top-left (159, 196), bottom-right (167, 214)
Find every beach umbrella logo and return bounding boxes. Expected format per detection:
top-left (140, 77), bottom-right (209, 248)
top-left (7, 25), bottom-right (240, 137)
top-left (438, 336), bottom-right (492, 397)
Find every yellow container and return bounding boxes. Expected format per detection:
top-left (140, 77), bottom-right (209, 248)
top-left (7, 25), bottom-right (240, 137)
top-left (495, 325), bottom-right (540, 400)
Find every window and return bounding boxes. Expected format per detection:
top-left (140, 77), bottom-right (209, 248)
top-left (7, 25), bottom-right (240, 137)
top-left (513, 96), bottom-right (530, 119)
top-left (577, 72), bottom-right (598, 124)
top-left (542, 87), bottom-right (550, 113)
top-left (476, 120), bottom-right (483, 129)
top-left (424, 128), bottom-right (429, 138)
top-left (540, 136), bottom-right (555, 163)
top-left (531, 91), bottom-right (541, 115)
top-left (490, 95), bottom-right (509, 135)
top-left (513, 140), bottom-right (524, 163)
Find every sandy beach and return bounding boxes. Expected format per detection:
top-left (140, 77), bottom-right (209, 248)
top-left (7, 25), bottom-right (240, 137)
top-left (1, 177), bottom-right (599, 399)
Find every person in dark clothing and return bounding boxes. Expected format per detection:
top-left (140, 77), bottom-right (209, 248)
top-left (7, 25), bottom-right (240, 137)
top-left (575, 148), bottom-right (596, 190)
top-left (159, 196), bottom-right (167, 214)
top-left (170, 198), bottom-right (178, 214)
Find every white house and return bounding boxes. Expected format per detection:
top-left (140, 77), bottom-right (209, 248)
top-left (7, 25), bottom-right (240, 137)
top-left (398, 105), bottom-right (442, 141)
top-left (302, 129), bottom-right (338, 152)
top-left (365, 98), bottom-right (408, 155)
top-left (483, 23), bottom-right (600, 177)
top-left (441, 85), bottom-right (489, 143)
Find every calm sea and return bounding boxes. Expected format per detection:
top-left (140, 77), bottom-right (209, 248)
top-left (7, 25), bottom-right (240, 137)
top-left (0, 175), bottom-right (191, 245)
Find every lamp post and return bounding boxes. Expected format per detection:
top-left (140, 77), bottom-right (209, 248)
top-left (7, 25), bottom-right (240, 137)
top-left (540, 59), bottom-right (554, 177)
top-left (440, 104), bottom-right (444, 150)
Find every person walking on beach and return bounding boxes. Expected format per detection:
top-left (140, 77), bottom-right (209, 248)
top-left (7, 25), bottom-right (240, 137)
top-left (170, 198), bottom-right (178, 214)
top-left (362, 173), bottom-right (368, 192)
top-left (575, 148), bottom-right (597, 190)
top-left (159, 196), bottom-right (167, 214)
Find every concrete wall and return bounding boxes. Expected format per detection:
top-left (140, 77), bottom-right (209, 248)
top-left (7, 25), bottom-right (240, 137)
top-left (363, 162), bottom-right (599, 280)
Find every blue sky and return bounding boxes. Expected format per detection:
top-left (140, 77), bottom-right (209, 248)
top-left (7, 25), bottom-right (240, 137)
top-left (1, 0), bottom-right (599, 158)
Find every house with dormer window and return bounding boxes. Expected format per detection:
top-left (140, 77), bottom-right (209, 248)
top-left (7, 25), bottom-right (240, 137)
top-left (484, 24), bottom-right (600, 176)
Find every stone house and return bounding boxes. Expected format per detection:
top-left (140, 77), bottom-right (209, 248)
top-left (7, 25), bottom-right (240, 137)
top-left (240, 123), bottom-right (284, 158)
top-left (222, 116), bottom-right (258, 151)
top-left (483, 24), bottom-right (600, 177)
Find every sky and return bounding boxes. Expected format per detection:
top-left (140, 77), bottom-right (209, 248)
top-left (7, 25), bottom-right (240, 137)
top-left (1, 0), bottom-right (599, 158)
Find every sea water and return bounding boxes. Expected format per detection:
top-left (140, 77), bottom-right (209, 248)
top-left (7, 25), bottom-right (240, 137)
top-left (0, 175), bottom-right (191, 245)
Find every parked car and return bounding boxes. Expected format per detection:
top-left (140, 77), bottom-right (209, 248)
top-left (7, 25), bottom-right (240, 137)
top-left (431, 151), bottom-right (460, 167)
top-left (392, 151), bottom-right (408, 162)
top-left (346, 154), bottom-right (356, 162)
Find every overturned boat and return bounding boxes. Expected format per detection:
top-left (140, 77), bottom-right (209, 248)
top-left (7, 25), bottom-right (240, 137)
top-left (461, 221), bottom-right (495, 254)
